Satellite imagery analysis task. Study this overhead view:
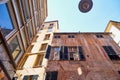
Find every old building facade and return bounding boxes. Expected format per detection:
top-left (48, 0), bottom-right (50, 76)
top-left (14, 20), bottom-right (59, 80)
top-left (105, 21), bottom-right (120, 46)
top-left (0, 0), bottom-right (47, 79)
top-left (45, 32), bottom-right (120, 80)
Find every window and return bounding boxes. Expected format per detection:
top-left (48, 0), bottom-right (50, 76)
top-left (49, 23), bottom-right (54, 27)
top-left (103, 46), bottom-right (120, 60)
top-left (44, 34), bottom-right (50, 40)
top-left (26, 22), bottom-right (33, 41)
top-left (45, 45), bottom-right (51, 59)
top-left (40, 43), bottom-right (47, 51)
top-left (54, 35), bottom-right (61, 38)
top-left (54, 47), bottom-right (60, 52)
top-left (40, 25), bottom-right (44, 30)
top-left (34, 14), bottom-right (39, 28)
top-left (8, 36), bottom-right (21, 60)
top-left (12, 0), bottom-right (24, 27)
top-left (23, 75), bottom-right (39, 80)
top-left (96, 34), bottom-right (103, 38)
top-left (33, 54), bottom-right (44, 68)
top-left (53, 47), bottom-right (60, 60)
top-left (47, 27), bottom-right (53, 32)
top-left (45, 71), bottom-right (58, 80)
top-left (0, 3), bottom-right (14, 37)
top-left (17, 55), bottom-right (28, 69)
top-left (51, 46), bottom-right (85, 61)
top-left (68, 47), bottom-right (77, 52)
top-left (68, 35), bottom-right (75, 38)
top-left (78, 46), bottom-right (85, 60)
top-left (20, 0), bottom-right (31, 22)
top-left (21, 28), bottom-right (28, 48)
top-left (68, 47), bottom-right (79, 60)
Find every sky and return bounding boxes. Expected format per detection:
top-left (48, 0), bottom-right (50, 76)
top-left (46, 0), bottom-right (120, 32)
top-left (0, 4), bottom-right (13, 29)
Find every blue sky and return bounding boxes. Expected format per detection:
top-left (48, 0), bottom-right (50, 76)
top-left (46, 0), bottom-right (120, 32)
top-left (0, 4), bottom-right (13, 29)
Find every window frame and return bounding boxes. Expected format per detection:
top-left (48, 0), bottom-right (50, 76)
top-left (0, 1), bottom-right (18, 38)
top-left (103, 46), bottom-right (120, 60)
top-left (44, 34), bottom-right (50, 40)
top-left (45, 71), bottom-right (58, 80)
top-left (8, 36), bottom-right (22, 60)
top-left (33, 54), bottom-right (44, 68)
top-left (40, 43), bottom-right (48, 51)
top-left (47, 26), bottom-right (53, 32)
top-left (54, 35), bottom-right (61, 39)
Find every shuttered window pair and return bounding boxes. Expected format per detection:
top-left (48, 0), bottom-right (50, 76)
top-left (103, 46), bottom-right (120, 60)
top-left (45, 46), bottom-right (85, 61)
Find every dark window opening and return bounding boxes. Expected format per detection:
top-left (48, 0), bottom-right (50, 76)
top-left (103, 46), bottom-right (120, 60)
top-left (96, 34), bottom-right (103, 38)
top-left (54, 35), bottom-right (60, 38)
top-left (40, 43), bottom-right (47, 51)
top-left (68, 35), bottom-right (75, 38)
top-left (45, 71), bottom-right (58, 80)
top-left (49, 23), bottom-right (54, 27)
top-left (70, 53), bottom-right (74, 60)
top-left (23, 75), bottom-right (39, 80)
top-left (78, 46), bottom-right (85, 60)
top-left (44, 34), bottom-right (50, 40)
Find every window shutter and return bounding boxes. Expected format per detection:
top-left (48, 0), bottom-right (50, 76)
top-left (64, 46), bottom-right (68, 60)
top-left (60, 46), bottom-right (64, 60)
top-left (103, 46), bottom-right (120, 60)
top-left (45, 71), bottom-right (58, 80)
top-left (45, 45), bottom-right (51, 59)
top-left (78, 46), bottom-right (85, 60)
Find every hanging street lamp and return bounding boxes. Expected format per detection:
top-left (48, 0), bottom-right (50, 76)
top-left (78, 0), bottom-right (93, 13)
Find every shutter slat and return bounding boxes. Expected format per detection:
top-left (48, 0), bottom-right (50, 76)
top-left (60, 46), bottom-right (64, 60)
top-left (78, 46), bottom-right (85, 60)
top-left (103, 46), bottom-right (120, 60)
top-left (64, 46), bottom-right (68, 60)
top-left (45, 45), bottom-right (51, 59)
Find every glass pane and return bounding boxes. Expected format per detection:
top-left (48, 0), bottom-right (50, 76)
top-left (21, 28), bottom-right (28, 48)
top-left (26, 22), bottom-right (33, 41)
top-left (0, 3), bottom-right (14, 37)
top-left (20, 0), bottom-right (30, 22)
top-left (8, 36), bottom-right (21, 59)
